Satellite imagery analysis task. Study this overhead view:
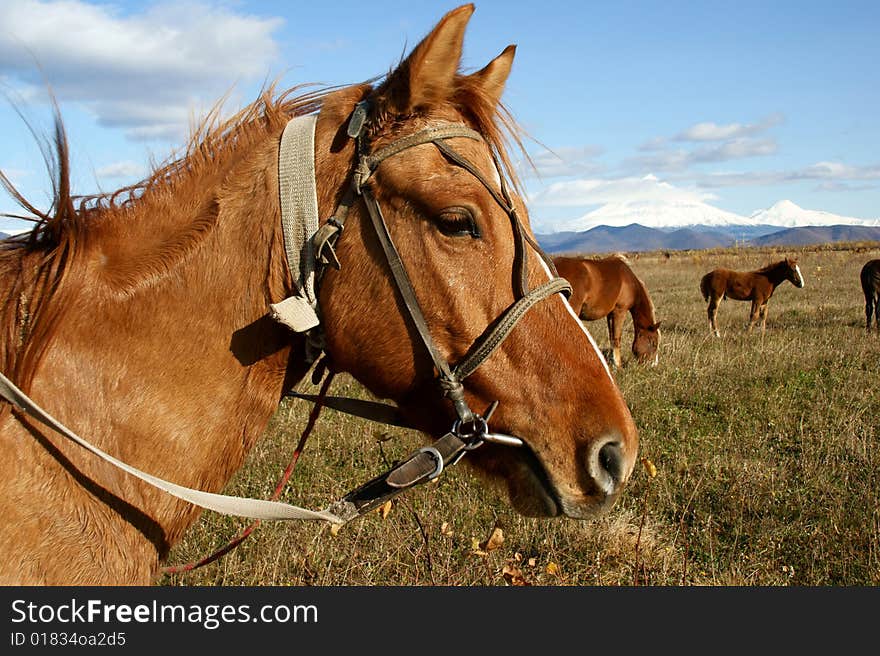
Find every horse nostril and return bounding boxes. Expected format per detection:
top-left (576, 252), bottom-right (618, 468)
top-left (588, 439), bottom-right (625, 495)
top-left (599, 441), bottom-right (624, 484)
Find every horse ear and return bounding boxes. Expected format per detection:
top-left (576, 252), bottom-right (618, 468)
top-left (381, 4), bottom-right (474, 114)
top-left (468, 44), bottom-right (516, 108)
top-left (652, 321), bottom-right (663, 331)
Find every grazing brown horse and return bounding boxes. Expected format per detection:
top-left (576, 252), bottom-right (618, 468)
top-left (700, 256), bottom-right (805, 336)
top-left (553, 255), bottom-right (662, 367)
top-left (0, 5), bottom-right (638, 585)
top-left (861, 259), bottom-right (880, 332)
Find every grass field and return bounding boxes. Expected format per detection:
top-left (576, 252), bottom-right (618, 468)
top-left (163, 241), bottom-right (880, 586)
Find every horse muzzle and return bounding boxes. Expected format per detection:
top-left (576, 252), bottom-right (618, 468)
top-left (508, 431), bottom-right (636, 520)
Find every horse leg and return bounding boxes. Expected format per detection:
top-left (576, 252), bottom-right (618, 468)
top-left (748, 300), bottom-right (760, 332)
top-left (607, 312), bottom-right (623, 368)
top-left (760, 303), bottom-right (768, 333)
top-left (707, 296), bottom-right (720, 337)
top-left (867, 295), bottom-right (875, 332)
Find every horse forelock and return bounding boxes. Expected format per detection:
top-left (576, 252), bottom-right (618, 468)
top-left (366, 71), bottom-right (529, 200)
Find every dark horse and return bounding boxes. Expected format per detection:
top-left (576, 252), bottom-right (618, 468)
top-left (0, 5), bottom-right (638, 584)
top-left (861, 259), bottom-right (880, 331)
top-left (700, 256), bottom-right (805, 336)
top-left (554, 255), bottom-right (662, 367)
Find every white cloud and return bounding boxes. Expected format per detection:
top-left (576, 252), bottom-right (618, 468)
top-left (691, 161), bottom-right (880, 188)
top-left (638, 136), bottom-right (668, 152)
top-left (521, 145), bottom-right (604, 179)
top-left (628, 114), bottom-right (784, 173)
top-left (798, 161), bottom-right (880, 180)
top-left (0, 0), bottom-right (284, 141)
top-left (693, 138), bottom-right (778, 162)
top-left (95, 160), bottom-right (145, 179)
top-left (673, 113), bottom-right (784, 142)
top-left (814, 181), bottom-right (878, 192)
top-left (626, 137), bottom-right (778, 172)
top-left (528, 174), bottom-right (714, 208)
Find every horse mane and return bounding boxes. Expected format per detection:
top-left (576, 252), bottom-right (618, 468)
top-left (632, 270), bottom-right (656, 322)
top-left (756, 258), bottom-right (793, 274)
top-left (0, 84), bottom-right (326, 396)
top-left (0, 71), bottom-right (529, 398)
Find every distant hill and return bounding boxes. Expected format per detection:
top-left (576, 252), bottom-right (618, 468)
top-left (540, 223), bottom-right (735, 254)
top-left (536, 222), bottom-right (880, 255)
top-left (748, 224), bottom-right (880, 247)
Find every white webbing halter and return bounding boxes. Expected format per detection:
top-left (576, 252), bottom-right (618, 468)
top-left (268, 114), bottom-right (322, 332)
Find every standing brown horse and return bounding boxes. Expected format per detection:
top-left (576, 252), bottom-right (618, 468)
top-left (700, 256), bottom-right (805, 336)
top-left (553, 255), bottom-right (662, 367)
top-left (861, 259), bottom-right (880, 332)
top-left (0, 5), bottom-right (638, 585)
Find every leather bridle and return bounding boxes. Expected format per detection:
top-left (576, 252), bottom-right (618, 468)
top-left (296, 101), bottom-right (574, 521)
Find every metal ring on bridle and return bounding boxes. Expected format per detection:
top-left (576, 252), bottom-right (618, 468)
top-left (453, 415), bottom-right (487, 436)
top-left (418, 447), bottom-right (444, 480)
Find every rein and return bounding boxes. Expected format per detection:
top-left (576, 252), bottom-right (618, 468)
top-left (162, 370), bottom-right (337, 575)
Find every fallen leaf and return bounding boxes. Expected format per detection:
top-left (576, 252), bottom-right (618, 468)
top-left (502, 564), bottom-right (530, 586)
top-left (330, 523), bottom-right (341, 536)
top-left (378, 500), bottom-right (392, 519)
top-left (479, 526), bottom-right (504, 552)
top-left (528, 557), bottom-right (537, 567)
top-left (470, 537), bottom-right (488, 556)
top-left (641, 457), bottom-right (658, 478)
top-left (440, 521), bottom-right (454, 537)
top-left (546, 561), bottom-right (560, 576)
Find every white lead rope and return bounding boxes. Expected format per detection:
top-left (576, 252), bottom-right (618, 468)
top-left (0, 371), bottom-right (343, 524)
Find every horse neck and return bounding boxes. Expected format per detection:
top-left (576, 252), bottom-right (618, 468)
top-left (629, 278), bottom-right (656, 329)
top-left (24, 136), bottom-right (304, 543)
top-left (760, 261), bottom-right (792, 287)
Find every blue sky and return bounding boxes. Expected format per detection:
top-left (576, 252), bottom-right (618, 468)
top-left (1, 0), bottom-right (878, 233)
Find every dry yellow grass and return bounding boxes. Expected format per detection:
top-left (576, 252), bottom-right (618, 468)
top-left (164, 242), bottom-right (880, 586)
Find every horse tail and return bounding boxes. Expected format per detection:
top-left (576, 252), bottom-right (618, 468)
top-left (699, 273), bottom-right (709, 302)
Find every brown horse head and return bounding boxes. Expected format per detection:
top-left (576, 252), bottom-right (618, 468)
top-left (633, 321), bottom-right (662, 366)
top-left (785, 256), bottom-right (805, 288)
top-left (314, 5), bottom-right (638, 518)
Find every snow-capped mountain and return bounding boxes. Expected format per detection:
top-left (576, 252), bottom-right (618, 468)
top-left (561, 199), bottom-right (757, 232)
top-left (535, 196), bottom-right (880, 254)
top-left (749, 200), bottom-right (880, 228)
top-left (546, 197), bottom-right (878, 233)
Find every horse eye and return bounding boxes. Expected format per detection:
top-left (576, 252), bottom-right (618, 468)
top-left (436, 207), bottom-right (480, 238)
